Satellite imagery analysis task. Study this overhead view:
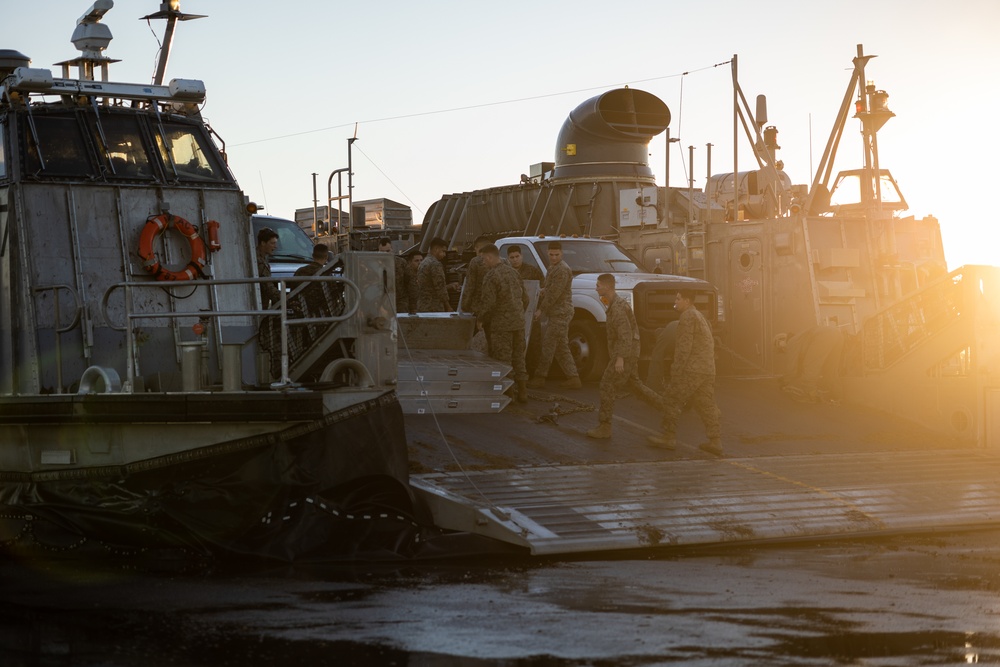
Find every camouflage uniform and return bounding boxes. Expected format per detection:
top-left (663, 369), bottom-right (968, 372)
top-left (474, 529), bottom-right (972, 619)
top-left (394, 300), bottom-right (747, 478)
top-left (517, 263), bottom-right (544, 368)
top-left (534, 259), bottom-right (578, 379)
top-left (462, 254), bottom-right (491, 347)
top-left (292, 260), bottom-right (330, 349)
top-left (417, 254), bottom-right (451, 312)
top-left (460, 255), bottom-right (488, 315)
top-left (256, 249), bottom-right (279, 309)
top-left (479, 262), bottom-right (528, 382)
top-left (597, 294), bottom-right (661, 424)
top-left (645, 320), bottom-right (678, 391)
top-left (517, 263), bottom-right (544, 282)
top-left (661, 305), bottom-right (720, 440)
top-left (256, 249), bottom-right (281, 378)
top-left (394, 255), bottom-right (417, 314)
top-left (292, 260), bottom-right (325, 314)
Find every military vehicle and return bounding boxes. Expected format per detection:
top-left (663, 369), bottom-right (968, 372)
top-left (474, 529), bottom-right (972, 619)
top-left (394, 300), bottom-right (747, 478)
top-left (490, 235), bottom-right (715, 380)
top-left (0, 1), bottom-right (413, 560)
top-left (417, 48), bottom-right (997, 447)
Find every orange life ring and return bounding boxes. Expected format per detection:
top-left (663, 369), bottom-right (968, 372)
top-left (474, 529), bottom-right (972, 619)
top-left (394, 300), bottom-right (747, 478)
top-left (138, 214), bottom-right (208, 281)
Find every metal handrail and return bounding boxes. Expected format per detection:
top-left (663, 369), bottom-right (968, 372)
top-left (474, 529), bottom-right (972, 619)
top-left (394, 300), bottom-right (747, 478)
top-left (101, 275), bottom-right (362, 389)
top-left (860, 267), bottom-right (969, 372)
top-left (33, 284), bottom-right (83, 393)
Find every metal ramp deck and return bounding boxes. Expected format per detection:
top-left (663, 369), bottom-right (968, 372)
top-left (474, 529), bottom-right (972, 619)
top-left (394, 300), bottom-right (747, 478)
top-left (411, 449), bottom-right (1000, 555)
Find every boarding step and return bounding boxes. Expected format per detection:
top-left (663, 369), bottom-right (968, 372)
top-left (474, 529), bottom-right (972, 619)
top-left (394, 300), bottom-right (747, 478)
top-left (399, 395), bottom-right (511, 415)
top-left (397, 378), bottom-right (513, 397)
top-left (397, 349), bottom-right (513, 414)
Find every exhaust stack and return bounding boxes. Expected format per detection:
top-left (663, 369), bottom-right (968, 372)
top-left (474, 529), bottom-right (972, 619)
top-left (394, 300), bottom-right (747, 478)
top-left (550, 88), bottom-right (670, 182)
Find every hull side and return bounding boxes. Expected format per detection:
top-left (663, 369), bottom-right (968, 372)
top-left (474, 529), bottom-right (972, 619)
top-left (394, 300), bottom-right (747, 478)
top-left (0, 391), bottom-right (420, 562)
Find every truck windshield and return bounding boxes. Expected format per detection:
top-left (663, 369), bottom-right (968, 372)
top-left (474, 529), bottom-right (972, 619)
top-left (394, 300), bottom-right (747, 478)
top-left (534, 240), bottom-right (642, 274)
top-left (252, 216), bottom-right (314, 261)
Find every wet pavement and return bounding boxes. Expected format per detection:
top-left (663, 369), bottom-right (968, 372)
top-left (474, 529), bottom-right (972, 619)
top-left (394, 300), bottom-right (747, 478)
top-left (5, 527), bottom-right (1000, 665)
top-left (6, 379), bottom-right (996, 665)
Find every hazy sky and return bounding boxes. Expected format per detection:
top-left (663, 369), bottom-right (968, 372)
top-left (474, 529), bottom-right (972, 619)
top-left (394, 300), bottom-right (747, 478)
top-left (4, 1), bottom-right (998, 268)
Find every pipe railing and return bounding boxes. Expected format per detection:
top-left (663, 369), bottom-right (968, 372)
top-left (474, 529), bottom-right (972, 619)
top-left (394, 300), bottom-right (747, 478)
top-left (101, 275), bottom-right (361, 390)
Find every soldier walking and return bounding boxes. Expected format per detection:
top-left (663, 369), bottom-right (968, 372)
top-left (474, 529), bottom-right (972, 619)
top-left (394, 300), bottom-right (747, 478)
top-left (478, 244), bottom-right (530, 403)
top-left (587, 274), bottom-right (661, 439)
top-left (527, 241), bottom-right (581, 389)
top-left (649, 289), bottom-right (723, 456)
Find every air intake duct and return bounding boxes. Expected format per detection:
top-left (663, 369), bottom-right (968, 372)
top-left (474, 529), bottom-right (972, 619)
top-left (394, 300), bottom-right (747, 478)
top-left (0, 50), bottom-right (31, 79)
top-left (550, 87), bottom-right (670, 182)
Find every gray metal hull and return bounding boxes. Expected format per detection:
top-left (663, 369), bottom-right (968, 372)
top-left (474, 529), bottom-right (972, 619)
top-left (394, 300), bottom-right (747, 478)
top-left (0, 390), bottom-right (418, 561)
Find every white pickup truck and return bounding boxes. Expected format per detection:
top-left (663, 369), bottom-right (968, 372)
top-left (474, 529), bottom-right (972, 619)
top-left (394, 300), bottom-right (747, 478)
top-left (251, 214), bottom-right (317, 278)
top-left (493, 236), bottom-right (718, 380)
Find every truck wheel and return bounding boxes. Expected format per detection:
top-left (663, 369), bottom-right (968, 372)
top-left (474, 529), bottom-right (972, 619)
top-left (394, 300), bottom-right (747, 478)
top-left (568, 320), bottom-right (608, 382)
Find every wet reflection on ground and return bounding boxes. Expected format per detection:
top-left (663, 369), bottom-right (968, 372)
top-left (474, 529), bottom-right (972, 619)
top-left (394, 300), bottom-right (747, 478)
top-left (4, 529), bottom-right (1000, 665)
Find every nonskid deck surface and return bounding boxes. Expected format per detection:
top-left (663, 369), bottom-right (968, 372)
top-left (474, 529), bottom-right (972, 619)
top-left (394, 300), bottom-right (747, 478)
top-left (406, 377), bottom-right (988, 554)
top-left (412, 449), bottom-right (1000, 555)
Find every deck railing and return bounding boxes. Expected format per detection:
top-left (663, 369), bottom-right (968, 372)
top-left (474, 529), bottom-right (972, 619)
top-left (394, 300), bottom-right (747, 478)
top-left (860, 266), bottom-right (1000, 372)
top-left (102, 273), bottom-right (360, 390)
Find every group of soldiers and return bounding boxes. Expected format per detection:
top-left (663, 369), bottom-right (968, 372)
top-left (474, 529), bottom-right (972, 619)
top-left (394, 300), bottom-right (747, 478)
top-left (259, 229), bottom-right (845, 459)
top-left (392, 234), bottom-right (723, 456)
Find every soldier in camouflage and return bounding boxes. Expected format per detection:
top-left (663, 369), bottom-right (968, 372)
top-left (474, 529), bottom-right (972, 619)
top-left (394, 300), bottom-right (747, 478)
top-left (507, 244), bottom-right (543, 371)
top-left (507, 244), bottom-right (544, 283)
top-left (417, 237), bottom-right (453, 312)
top-left (478, 244), bottom-right (530, 402)
top-left (461, 236), bottom-right (491, 345)
top-left (460, 236), bottom-right (490, 315)
top-left (649, 289), bottom-right (723, 456)
top-left (255, 227), bottom-right (280, 378)
top-left (379, 237), bottom-right (417, 315)
top-left (587, 274), bottom-right (662, 439)
top-left (527, 241), bottom-right (581, 389)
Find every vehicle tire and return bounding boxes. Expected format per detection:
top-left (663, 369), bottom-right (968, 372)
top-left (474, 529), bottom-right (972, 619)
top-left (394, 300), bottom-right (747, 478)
top-left (568, 319), bottom-right (608, 382)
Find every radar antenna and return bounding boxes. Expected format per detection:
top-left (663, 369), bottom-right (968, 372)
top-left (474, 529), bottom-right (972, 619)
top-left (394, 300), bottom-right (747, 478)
top-left (55, 0), bottom-right (121, 81)
top-left (142, 1), bottom-right (206, 86)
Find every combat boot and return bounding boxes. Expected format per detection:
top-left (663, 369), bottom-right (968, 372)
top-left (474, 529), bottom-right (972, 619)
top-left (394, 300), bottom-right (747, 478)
top-left (516, 379), bottom-right (528, 403)
top-left (560, 375), bottom-right (582, 389)
top-left (647, 434), bottom-right (676, 450)
top-left (698, 438), bottom-right (723, 457)
top-left (586, 422), bottom-right (612, 439)
top-left (527, 376), bottom-right (546, 389)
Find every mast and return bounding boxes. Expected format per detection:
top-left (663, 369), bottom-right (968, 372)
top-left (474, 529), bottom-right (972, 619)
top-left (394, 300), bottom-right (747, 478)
top-left (141, 1), bottom-right (206, 86)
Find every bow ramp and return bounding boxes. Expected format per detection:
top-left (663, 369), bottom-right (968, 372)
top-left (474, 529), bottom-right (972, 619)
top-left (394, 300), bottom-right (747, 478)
top-left (411, 446), bottom-right (1000, 556)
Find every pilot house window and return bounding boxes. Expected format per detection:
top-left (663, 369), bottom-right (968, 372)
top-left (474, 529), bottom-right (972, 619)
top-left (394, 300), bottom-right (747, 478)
top-left (90, 113), bottom-right (156, 180)
top-left (17, 109), bottom-right (230, 185)
top-left (155, 122), bottom-right (225, 182)
top-left (24, 115), bottom-right (94, 177)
